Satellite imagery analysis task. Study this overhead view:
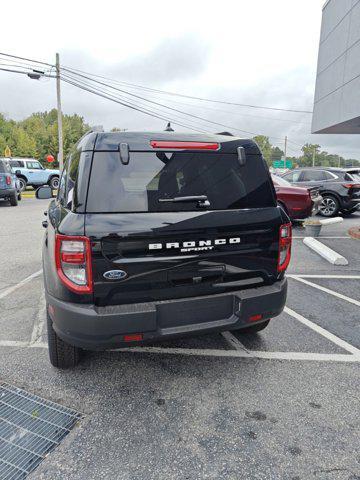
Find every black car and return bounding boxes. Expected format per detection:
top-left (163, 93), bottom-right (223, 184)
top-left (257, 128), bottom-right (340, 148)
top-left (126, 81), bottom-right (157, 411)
top-left (282, 167), bottom-right (360, 217)
top-left (38, 131), bottom-right (291, 368)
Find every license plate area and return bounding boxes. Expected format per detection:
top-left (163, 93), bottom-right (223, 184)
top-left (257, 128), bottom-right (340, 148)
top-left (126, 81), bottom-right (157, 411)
top-left (157, 295), bottom-right (234, 328)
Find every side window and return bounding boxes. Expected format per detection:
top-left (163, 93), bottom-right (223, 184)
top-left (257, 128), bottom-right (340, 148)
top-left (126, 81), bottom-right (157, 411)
top-left (301, 170), bottom-right (327, 181)
top-left (57, 157), bottom-right (70, 207)
top-left (66, 149), bottom-right (81, 209)
top-left (27, 161), bottom-right (43, 170)
top-left (283, 171), bottom-right (301, 182)
top-left (324, 171), bottom-right (338, 180)
top-left (10, 160), bottom-right (24, 168)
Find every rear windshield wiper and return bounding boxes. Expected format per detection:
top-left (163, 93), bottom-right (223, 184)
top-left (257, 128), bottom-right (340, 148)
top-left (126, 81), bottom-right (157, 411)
top-left (158, 195), bottom-right (210, 207)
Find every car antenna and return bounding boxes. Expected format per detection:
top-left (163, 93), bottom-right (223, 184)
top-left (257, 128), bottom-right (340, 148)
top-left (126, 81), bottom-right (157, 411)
top-left (164, 122), bottom-right (174, 132)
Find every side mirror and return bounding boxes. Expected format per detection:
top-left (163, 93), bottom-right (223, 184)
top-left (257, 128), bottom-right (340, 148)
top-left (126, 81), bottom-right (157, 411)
top-left (237, 147), bottom-right (246, 166)
top-left (36, 185), bottom-right (53, 199)
top-left (15, 170), bottom-right (21, 175)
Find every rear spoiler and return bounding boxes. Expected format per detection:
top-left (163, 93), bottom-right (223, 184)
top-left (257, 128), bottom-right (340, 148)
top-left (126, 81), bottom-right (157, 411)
top-left (118, 142), bottom-right (246, 166)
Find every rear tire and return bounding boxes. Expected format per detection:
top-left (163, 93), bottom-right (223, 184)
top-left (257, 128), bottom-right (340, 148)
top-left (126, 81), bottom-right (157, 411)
top-left (319, 195), bottom-right (340, 217)
top-left (47, 311), bottom-right (81, 368)
top-left (18, 177), bottom-right (27, 191)
top-left (49, 176), bottom-right (60, 190)
top-left (9, 193), bottom-right (18, 206)
top-left (236, 320), bottom-right (271, 334)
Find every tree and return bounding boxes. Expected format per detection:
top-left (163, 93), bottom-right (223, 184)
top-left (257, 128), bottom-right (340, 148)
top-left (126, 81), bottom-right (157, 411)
top-left (0, 110), bottom-right (89, 168)
top-left (300, 143), bottom-right (320, 167)
top-left (253, 135), bottom-right (272, 165)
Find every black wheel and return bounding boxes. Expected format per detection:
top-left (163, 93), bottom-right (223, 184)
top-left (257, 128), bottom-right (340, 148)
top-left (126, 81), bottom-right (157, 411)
top-left (319, 195), bottom-right (340, 217)
top-left (18, 177), bottom-right (27, 191)
top-left (49, 176), bottom-right (60, 190)
top-left (236, 320), bottom-right (270, 334)
top-left (47, 311), bottom-right (81, 368)
top-left (9, 193), bottom-right (18, 206)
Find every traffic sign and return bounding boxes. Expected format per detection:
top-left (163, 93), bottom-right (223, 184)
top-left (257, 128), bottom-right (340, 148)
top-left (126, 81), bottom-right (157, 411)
top-left (4, 146), bottom-right (11, 157)
top-left (273, 159), bottom-right (292, 169)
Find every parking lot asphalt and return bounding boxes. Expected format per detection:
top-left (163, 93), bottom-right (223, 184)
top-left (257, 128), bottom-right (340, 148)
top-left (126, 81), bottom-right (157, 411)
top-left (0, 198), bottom-right (359, 480)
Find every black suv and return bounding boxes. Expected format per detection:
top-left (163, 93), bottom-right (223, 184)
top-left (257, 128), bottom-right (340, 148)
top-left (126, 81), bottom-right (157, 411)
top-left (282, 167), bottom-right (360, 217)
top-left (39, 131), bottom-right (291, 368)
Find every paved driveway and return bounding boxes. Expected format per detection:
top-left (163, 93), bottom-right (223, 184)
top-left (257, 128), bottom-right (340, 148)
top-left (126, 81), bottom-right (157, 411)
top-left (1, 199), bottom-right (359, 480)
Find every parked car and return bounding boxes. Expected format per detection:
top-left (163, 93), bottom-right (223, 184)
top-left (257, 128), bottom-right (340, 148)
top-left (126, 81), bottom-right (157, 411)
top-left (0, 159), bottom-right (21, 206)
top-left (7, 157), bottom-right (60, 191)
top-left (38, 131), bottom-right (291, 368)
top-left (282, 167), bottom-right (360, 217)
top-left (271, 174), bottom-right (322, 220)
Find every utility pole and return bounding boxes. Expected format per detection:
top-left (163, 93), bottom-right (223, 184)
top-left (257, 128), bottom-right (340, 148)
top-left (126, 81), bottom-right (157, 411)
top-left (338, 154), bottom-right (341, 168)
top-left (284, 136), bottom-right (287, 164)
top-left (312, 147), bottom-right (316, 167)
top-left (56, 53), bottom-right (64, 171)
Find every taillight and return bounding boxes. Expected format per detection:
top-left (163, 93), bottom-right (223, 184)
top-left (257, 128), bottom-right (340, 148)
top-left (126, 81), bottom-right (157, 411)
top-left (277, 223), bottom-right (292, 272)
top-left (150, 140), bottom-right (219, 150)
top-left (342, 183), bottom-right (360, 189)
top-left (55, 235), bottom-right (93, 293)
top-left (5, 175), bottom-right (11, 185)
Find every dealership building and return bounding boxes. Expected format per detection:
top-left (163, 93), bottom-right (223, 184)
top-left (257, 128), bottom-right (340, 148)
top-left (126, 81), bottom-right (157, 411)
top-left (312, 0), bottom-right (360, 134)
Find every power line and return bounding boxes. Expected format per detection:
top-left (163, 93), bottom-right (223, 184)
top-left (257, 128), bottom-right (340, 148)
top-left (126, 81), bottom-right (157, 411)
top-left (0, 52), bottom-right (311, 144)
top-left (115, 90), bottom-right (312, 126)
top-left (60, 71), bottom-right (214, 133)
top-left (62, 67), bottom-right (263, 137)
top-left (60, 74), bottom-right (211, 134)
top-left (61, 64), bottom-right (313, 114)
top-left (62, 67), bottom-right (291, 141)
top-left (0, 51), bottom-right (52, 67)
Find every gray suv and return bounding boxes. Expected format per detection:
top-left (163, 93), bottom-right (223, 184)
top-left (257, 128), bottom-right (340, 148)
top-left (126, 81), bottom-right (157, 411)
top-left (282, 167), bottom-right (360, 216)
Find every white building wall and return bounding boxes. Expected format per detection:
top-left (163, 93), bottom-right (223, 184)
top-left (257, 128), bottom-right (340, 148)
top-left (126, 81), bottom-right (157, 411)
top-left (312, 0), bottom-right (360, 133)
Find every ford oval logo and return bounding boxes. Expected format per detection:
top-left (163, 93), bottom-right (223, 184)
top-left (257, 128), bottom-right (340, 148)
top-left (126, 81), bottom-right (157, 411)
top-left (103, 270), bottom-right (127, 280)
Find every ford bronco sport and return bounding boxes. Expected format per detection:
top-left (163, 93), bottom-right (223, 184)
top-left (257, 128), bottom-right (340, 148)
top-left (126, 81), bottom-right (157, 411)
top-left (39, 131), bottom-right (291, 368)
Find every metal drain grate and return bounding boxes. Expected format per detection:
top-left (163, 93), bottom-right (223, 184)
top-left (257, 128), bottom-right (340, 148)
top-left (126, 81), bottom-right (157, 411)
top-left (0, 382), bottom-right (81, 480)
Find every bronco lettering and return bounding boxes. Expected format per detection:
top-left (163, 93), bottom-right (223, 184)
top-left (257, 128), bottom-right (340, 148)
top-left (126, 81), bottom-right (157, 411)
top-left (148, 237), bottom-right (241, 252)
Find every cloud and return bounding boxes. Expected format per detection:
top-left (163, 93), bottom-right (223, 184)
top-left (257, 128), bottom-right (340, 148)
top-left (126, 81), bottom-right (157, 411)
top-left (0, 37), bottom-right (359, 160)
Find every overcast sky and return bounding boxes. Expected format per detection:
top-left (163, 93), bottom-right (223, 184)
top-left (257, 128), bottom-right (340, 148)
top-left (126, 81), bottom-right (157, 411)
top-left (1, 0), bottom-right (359, 159)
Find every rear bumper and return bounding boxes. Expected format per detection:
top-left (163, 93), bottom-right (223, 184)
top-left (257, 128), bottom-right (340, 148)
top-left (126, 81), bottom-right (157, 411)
top-left (0, 188), bottom-right (15, 198)
top-left (46, 278), bottom-right (288, 350)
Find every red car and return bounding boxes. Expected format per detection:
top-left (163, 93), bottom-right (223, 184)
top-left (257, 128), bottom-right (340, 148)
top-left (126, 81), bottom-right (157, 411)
top-left (271, 174), bottom-right (322, 220)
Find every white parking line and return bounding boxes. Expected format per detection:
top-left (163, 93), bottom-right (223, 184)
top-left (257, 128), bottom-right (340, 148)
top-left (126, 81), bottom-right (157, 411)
top-left (289, 277), bottom-right (360, 308)
top-left (0, 340), bottom-right (29, 348)
top-left (293, 236), bottom-right (351, 239)
top-left (113, 346), bottom-right (359, 363)
top-left (1, 340), bottom-right (358, 362)
top-left (288, 274), bottom-right (360, 279)
top-left (0, 270), bottom-right (42, 300)
top-left (284, 306), bottom-right (360, 355)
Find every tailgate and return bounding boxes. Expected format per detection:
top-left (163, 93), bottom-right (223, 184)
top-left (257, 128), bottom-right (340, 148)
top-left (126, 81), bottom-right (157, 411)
top-left (86, 208), bottom-right (283, 306)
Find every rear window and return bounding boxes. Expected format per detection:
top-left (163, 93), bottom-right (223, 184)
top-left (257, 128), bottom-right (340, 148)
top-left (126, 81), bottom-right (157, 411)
top-left (86, 151), bottom-right (275, 213)
top-left (0, 161), bottom-right (11, 173)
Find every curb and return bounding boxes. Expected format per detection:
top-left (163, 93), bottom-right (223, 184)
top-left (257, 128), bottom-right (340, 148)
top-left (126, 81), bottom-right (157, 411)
top-left (303, 237), bottom-right (348, 265)
top-left (319, 217), bottom-right (343, 226)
